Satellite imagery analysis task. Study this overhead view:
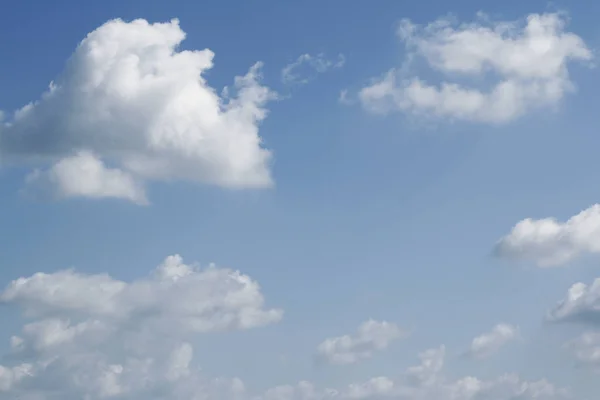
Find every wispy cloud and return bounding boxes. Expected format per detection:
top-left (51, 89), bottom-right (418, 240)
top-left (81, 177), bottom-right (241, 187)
top-left (316, 319), bottom-right (405, 365)
top-left (281, 53), bottom-right (345, 85)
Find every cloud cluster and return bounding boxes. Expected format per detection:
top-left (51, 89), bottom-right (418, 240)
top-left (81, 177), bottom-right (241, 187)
top-left (1, 254), bottom-right (283, 334)
top-left (0, 18), bottom-right (275, 204)
top-left (264, 346), bottom-right (567, 400)
top-left (499, 203), bottom-right (600, 372)
top-left (465, 324), bottom-right (518, 359)
top-left (359, 12), bottom-right (591, 123)
top-left (545, 278), bottom-right (600, 372)
top-left (0, 255), bottom-right (567, 399)
top-left (0, 255), bottom-right (281, 399)
top-left (495, 204), bottom-right (600, 267)
top-left (316, 320), bottom-right (405, 365)
top-left (0, 322), bottom-right (568, 400)
top-left (281, 53), bottom-right (345, 85)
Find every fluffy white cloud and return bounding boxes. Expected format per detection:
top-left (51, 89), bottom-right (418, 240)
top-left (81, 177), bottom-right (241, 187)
top-left (495, 204), bottom-right (600, 267)
top-left (281, 53), bottom-right (345, 85)
top-left (1, 254), bottom-right (283, 334)
top-left (465, 324), bottom-right (518, 359)
top-left (547, 277), bottom-right (600, 324)
top-left (0, 18), bottom-right (275, 204)
top-left (0, 273), bottom-right (569, 400)
top-left (0, 255), bottom-right (281, 399)
top-left (358, 12), bottom-right (591, 123)
top-left (316, 320), bottom-right (405, 365)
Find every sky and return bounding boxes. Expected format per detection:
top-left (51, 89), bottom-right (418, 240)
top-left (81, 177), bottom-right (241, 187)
top-left (2, 0), bottom-right (600, 399)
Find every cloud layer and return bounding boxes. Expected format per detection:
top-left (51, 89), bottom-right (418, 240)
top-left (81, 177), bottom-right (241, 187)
top-left (0, 256), bottom-right (572, 399)
top-left (0, 18), bottom-right (275, 204)
top-left (359, 12), bottom-right (591, 123)
top-left (266, 346), bottom-right (568, 400)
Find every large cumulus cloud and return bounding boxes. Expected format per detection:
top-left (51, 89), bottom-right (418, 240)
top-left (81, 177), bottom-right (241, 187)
top-left (1, 18), bottom-right (275, 203)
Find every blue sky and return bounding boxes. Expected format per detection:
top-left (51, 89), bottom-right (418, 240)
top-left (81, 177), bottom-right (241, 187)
top-left (2, 0), bottom-right (600, 399)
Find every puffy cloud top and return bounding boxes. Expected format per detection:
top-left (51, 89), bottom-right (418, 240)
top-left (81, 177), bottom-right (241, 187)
top-left (358, 12), bottom-right (591, 123)
top-left (1, 18), bottom-right (275, 203)
top-left (495, 204), bottom-right (600, 267)
top-left (0, 255), bottom-right (281, 399)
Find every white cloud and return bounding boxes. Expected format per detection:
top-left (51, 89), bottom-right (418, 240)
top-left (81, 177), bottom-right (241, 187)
top-left (0, 278), bottom-right (570, 400)
top-left (25, 151), bottom-right (148, 204)
top-left (406, 346), bottom-right (445, 387)
top-left (1, 254), bottom-right (283, 334)
top-left (0, 254), bottom-right (281, 399)
top-left (465, 324), bottom-right (518, 359)
top-left (358, 12), bottom-right (591, 123)
top-left (547, 277), bottom-right (600, 324)
top-left (281, 53), bottom-right (345, 85)
top-left (259, 346), bottom-right (568, 400)
top-left (0, 18), bottom-right (276, 204)
top-left (494, 204), bottom-right (600, 267)
top-left (565, 332), bottom-right (600, 370)
top-left (316, 319), bottom-right (405, 365)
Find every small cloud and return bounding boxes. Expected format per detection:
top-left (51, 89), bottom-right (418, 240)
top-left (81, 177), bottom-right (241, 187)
top-left (464, 324), bottom-right (518, 359)
top-left (565, 332), bottom-right (600, 371)
top-left (281, 53), bottom-right (345, 85)
top-left (547, 278), bottom-right (600, 325)
top-left (338, 89), bottom-right (356, 105)
top-left (316, 319), bottom-right (406, 365)
top-left (494, 204), bottom-right (600, 267)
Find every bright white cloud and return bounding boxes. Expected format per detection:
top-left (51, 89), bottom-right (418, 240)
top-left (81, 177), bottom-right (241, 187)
top-left (0, 18), bottom-right (276, 204)
top-left (25, 150), bottom-right (148, 204)
top-left (359, 12), bottom-right (591, 123)
top-left (495, 204), bottom-right (600, 267)
top-left (281, 53), bottom-right (345, 85)
top-left (547, 277), bottom-right (600, 324)
top-left (0, 255), bottom-right (281, 399)
top-left (465, 324), bottom-right (518, 359)
top-left (1, 254), bottom-right (283, 334)
top-left (0, 273), bottom-right (569, 400)
top-left (316, 319), bottom-right (405, 365)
